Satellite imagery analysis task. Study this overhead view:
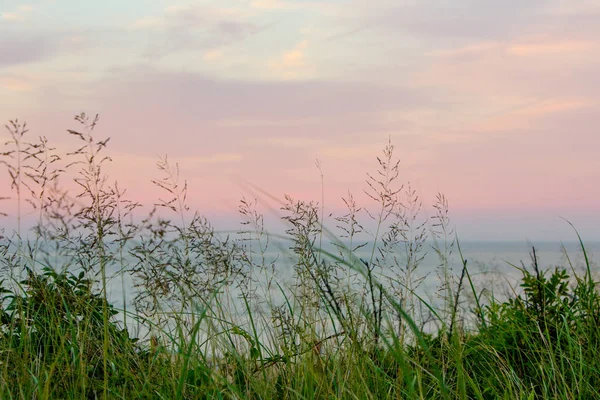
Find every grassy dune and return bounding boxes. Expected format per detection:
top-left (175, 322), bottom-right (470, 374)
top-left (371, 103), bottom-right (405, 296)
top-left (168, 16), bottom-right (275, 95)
top-left (1, 114), bottom-right (599, 399)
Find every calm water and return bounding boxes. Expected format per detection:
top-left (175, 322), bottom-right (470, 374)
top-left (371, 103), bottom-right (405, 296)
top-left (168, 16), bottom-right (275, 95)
top-left (12, 239), bottom-right (598, 337)
top-left (99, 240), bottom-right (599, 308)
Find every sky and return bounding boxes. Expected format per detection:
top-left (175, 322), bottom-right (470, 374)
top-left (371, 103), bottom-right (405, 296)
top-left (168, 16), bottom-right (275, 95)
top-left (1, 0), bottom-right (599, 241)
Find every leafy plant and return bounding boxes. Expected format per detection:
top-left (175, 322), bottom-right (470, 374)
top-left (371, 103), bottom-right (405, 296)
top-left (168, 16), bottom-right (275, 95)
top-left (0, 267), bottom-right (140, 397)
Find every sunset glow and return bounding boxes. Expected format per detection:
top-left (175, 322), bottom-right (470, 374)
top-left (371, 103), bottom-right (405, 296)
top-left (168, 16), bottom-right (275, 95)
top-left (1, 0), bottom-right (599, 240)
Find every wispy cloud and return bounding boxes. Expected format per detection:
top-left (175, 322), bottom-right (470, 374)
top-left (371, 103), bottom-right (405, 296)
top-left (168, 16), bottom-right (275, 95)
top-left (251, 0), bottom-right (287, 10)
top-left (1, 4), bottom-right (34, 22)
top-left (267, 40), bottom-right (312, 79)
top-left (506, 40), bottom-right (594, 55)
top-left (0, 75), bottom-right (34, 92)
top-left (130, 16), bottom-right (162, 29)
top-left (0, 33), bottom-right (55, 67)
top-left (193, 153), bottom-right (243, 164)
top-left (131, 4), bottom-right (265, 59)
top-left (203, 49), bottom-right (223, 61)
top-left (250, 0), bottom-right (339, 14)
top-left (249, 136), bottom-right (325, 148)
top-left (345, 0), bottom-right (548, 40)
top-left (105, 152), bottom-right (243, 175)
top-left (1, 12), bottom-right (19, 21)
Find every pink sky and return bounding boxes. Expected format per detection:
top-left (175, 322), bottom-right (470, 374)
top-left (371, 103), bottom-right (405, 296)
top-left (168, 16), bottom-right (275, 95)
top-left (1, 0), bottom-right (599, 241)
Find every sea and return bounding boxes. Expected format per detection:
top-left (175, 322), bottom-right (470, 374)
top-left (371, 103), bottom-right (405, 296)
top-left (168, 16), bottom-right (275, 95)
top-left (106, 239), bottom-right (600, 314)
top-left (6, 238), bottom-right (599, 339)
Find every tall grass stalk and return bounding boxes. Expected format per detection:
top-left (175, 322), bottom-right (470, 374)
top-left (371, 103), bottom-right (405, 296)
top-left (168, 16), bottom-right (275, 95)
top-left (67, 113), bottom-right (113, 399)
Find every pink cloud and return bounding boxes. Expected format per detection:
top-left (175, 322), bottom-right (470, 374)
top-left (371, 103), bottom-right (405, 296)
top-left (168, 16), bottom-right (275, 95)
top-left (506, 40), bottom-right (594, 55)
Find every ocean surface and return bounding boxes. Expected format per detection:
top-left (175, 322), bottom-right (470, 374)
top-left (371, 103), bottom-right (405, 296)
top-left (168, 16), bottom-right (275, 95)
top-left (101, 239), bottom-right (600, 309)
top-left (7, 239), bottom-right (599, 338)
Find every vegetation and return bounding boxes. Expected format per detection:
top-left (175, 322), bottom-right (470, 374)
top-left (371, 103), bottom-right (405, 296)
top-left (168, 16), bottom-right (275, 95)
top-left (0, 114), bottom-right (598, 399)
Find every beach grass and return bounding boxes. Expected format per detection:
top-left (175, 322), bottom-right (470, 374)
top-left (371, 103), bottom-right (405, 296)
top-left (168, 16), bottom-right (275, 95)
top-left (0, 114), bottom-right (599, 399)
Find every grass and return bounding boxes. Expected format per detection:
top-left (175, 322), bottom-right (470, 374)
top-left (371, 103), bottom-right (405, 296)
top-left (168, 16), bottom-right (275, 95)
top-left (0, 113), bottom-right (599, 399)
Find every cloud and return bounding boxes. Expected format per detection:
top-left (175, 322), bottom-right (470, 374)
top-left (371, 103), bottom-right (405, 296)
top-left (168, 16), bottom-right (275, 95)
top-left (150, 153), bottom-right (243, 167)
top-left (22, 65), bottom-right (431, 163)
top-left (506, 40), bottom-right (594, 55)
top-left (429, 42), bottom-right (500, 58)
top-left (249, 136), bottom-right (325, 148)
top-left (214, 114), bottom-right (337, 129)
top-left (1, 4), bottom-right (34, 22)
top-left (97, 151), bottom-right (243, 200)
top-left (340, 0), bottom-right (550, 43)
top-left (546, 0), bottom-right (600, 16)
top-left (411, 23), bottom-right (600, 108)
top-left (251, 0), bottom-right (287, 10)
top-left (318, 143), bottom-right (383, 160)
top-left (132, 4), bottom-right (265, 59)
top-left (192, 152), bottom-right (242, 164)
top-left (0, 25), bottom-right (143, 71)
top-left (282, 41), bottom-right (308, 66)
top-left (268, 40), bottom-right (311, 79)
top-left (203, 49), bottom-right (223, 61)
top-left (509, 98), bottom-right (594, 116)
top-left (101, 151), bottom-right (244, 172)
top-left (94, 66), bottom-right (426, 121)
top-left (131, 16), bottom-right (162, 29)
top-left (0, 75), bottom-right (34, 92)
top-left (0, 33), bottom-right (56, 67)
top-left (250, 0), bottom-right (339, 14)
top-left (1, 13), bottom-right (19, 21)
